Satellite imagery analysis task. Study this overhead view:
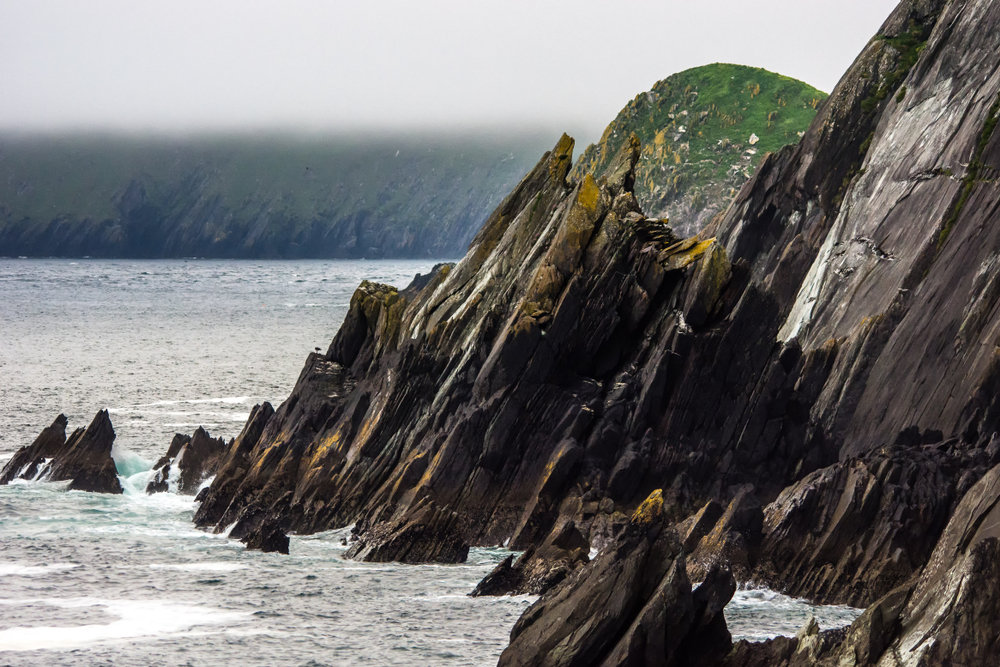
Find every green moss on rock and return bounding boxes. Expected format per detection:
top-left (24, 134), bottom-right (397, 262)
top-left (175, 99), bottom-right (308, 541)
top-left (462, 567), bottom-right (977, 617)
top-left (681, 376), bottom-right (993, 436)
top-left (571, 64), bottom-right (827, 237)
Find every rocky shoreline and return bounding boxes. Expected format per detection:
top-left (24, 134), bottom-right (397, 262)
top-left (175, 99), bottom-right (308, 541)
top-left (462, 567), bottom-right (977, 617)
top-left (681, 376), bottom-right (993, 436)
top-left (6, 0), bottom-right (1000, 663)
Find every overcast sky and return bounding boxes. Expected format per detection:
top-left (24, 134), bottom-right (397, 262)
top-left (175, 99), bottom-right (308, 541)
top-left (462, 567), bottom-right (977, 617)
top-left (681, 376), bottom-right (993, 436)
top-left (0, 0), bottom-right (900, 144)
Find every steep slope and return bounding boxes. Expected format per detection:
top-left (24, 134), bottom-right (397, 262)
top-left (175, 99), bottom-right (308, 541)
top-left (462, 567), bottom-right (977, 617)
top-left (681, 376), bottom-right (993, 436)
top-left (191, 0), bottom-right (1000, 643)
top-left (0, 133), bottom-right (549, 259)
top-left (571, 64), bottom-right (826, 237)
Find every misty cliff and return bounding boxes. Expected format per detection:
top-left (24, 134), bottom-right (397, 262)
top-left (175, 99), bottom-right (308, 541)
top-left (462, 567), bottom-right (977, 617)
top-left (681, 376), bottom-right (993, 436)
top-left (0, 64), bottom-right (825, 261)
top-left (0, 133), bottom-right (550, 259)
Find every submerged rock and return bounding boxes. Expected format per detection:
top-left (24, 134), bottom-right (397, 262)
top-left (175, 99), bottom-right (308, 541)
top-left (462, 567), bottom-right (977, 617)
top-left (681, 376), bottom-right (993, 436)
top-left (0, 411), bottom-right (122, 494)
top-left (146, 426), bottom-right (228, 495)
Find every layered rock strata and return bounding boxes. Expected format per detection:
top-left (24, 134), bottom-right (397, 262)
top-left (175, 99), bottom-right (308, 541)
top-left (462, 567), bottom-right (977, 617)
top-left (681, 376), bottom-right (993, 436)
top-left (498, 490), bottom-right (736, 667)
top-left (189, 11), bottom-right (1000, 667)
top-left (716, 460), bottom-right (1000, 666)
top-left (0, 411), bottom-right (122, 493)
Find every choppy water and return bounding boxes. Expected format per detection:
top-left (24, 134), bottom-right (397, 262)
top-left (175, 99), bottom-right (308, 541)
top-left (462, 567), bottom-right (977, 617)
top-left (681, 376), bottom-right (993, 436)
top-left (0, 259), bottom-right (861, 665)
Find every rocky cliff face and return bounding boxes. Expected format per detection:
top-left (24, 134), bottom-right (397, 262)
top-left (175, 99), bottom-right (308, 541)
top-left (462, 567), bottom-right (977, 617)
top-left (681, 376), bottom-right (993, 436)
top-left (189, 0), bottom-right (1000, 660)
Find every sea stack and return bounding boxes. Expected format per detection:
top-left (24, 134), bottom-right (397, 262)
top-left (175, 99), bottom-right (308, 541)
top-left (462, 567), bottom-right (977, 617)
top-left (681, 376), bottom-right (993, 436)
top-left (0, 410), bottom-right (122, 494)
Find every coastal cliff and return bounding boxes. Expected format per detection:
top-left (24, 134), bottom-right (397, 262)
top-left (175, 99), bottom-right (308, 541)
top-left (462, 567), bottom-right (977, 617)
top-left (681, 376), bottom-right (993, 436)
top-left (0, 134), bottom-right (548, 259)
top-left (187, 0), bottom-right (1000, 662)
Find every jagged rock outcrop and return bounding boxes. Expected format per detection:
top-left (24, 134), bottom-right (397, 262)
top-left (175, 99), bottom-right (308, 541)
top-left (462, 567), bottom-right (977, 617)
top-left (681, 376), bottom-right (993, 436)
top-left (194, 130), bottom-right (725, 560)
top-left (343, 497), bottom-right (470, 563)
top-left (498, 490), bottom-right (735, 667)
top-left (241, 519), bottom-right (290, 555)
top-left (687, 487), bottom-right (763, 583)
top-left (192, 401), bottom-right (275, 531)
top-left (0, 414), bottom-right (69, 484)
top-left (0, 411), bottom-right (122, 493)
top-left (471, 519), bottom-right (591, 597)
top-left (146, 426), bottom-right (228, 495)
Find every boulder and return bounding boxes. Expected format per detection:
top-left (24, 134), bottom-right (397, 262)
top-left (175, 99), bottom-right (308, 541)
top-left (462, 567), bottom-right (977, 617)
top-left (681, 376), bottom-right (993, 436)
top-left (0, 411), bottom-right (121, 494)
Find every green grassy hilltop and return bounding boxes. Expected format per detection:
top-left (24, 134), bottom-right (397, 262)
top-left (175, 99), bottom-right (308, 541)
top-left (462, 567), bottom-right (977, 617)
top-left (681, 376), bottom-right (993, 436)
top-left (0, 133), bottom-right (552, 259)
top-left (0, 65), bottom-right (826, 258)
top-left (572, 63), bottom-right (827, 235)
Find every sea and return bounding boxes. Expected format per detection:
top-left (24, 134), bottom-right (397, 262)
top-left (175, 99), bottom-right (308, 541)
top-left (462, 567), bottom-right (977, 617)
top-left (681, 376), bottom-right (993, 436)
top-left (0, 259), bottom-right (862, 666)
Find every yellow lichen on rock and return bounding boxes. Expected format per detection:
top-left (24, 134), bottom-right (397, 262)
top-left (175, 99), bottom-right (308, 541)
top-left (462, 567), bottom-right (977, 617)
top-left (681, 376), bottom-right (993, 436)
top-left (548, 133), bottom-right (575, 184)
top-left (578, 174), bottom-right (601, 212)
top-left (631, 489), bottom-right (665, 525)
top-left (658, 237), bottom-right (718, 271)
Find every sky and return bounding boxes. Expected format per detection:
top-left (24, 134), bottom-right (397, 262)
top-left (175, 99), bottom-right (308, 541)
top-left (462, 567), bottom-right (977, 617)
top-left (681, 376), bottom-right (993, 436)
top-left (0, 0), bottom-right (900, 145)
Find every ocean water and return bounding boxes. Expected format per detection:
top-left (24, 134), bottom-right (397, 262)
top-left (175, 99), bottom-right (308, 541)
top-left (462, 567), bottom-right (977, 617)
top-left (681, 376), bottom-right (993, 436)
top-left (0, 259), bottom-right (861, 665)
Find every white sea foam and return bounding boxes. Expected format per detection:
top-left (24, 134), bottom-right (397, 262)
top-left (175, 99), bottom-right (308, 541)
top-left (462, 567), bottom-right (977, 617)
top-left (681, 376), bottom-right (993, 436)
top-left (0, 563), bottom-right (80, 577)
top-left (149, 562), bottom-right (248, 572)
top-left (0, 598), bottom-right (253, 650)
top-left (139, 397), bottom-right (250, 407)
top-left (724, 587), bottom-right (862, 641)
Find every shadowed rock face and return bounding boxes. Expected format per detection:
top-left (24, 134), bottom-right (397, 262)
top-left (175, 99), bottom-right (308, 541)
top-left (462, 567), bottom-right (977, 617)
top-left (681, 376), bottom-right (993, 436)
top-left (753, 437), bottom-right (998, 607)
top-left (0, 411), bottom-right (121, 494)
top-left (716, 462), bottom-right (1000, 667)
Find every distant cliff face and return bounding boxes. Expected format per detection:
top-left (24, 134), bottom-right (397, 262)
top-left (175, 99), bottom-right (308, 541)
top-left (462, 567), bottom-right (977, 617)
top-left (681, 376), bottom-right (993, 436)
top-left (0, 134), bottom-right (551, 259)
top-left (572, 63), bottom-right (827, 237)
